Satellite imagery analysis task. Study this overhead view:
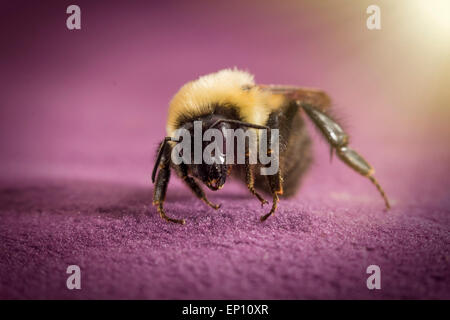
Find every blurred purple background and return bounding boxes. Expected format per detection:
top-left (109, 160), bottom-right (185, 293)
top-left (1, 0), bottom-right (449, 186)
top-left (0, 0), bottom-right (449, 299)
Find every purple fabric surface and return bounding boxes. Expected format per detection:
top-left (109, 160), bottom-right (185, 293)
top-left (1, 142), bottom-right (449, 299)
top-left (1, 1), bottom-right (449, 299)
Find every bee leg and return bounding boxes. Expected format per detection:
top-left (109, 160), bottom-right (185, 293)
top-left (246, 164), bottom-right (269, 207)
top-left (152, 137), bottom-right (171, 183)
top-left (183, 176), bottom-right (222, 210)
top-left (176, 164), bottom-right (221, 210)
top-left (153, 164), bottom-right (186, 225)
top-left (152, 142), bottom-right (185, 224)
top-left (336, 147), bottom-right (391, 209)
top-left (259, 112), bottom-right (283, 221)
top-left (260, 170), bottom-right (283, 222)
top-left (300, 103), bottom-right (390, 209)
top-left (245, 146), bottom-right (268, 207)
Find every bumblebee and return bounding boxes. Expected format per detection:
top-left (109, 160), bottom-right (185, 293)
top-left (152, 69), bottom-right (390, 224)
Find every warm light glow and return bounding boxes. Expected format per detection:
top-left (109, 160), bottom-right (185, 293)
top-left (413, 0), bottom-right (450, 35)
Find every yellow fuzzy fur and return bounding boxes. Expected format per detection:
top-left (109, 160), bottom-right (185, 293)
top-left (166, 68), bottom-right (284, 136)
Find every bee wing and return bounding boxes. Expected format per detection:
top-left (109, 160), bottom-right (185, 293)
top-left (257, 85), bottom-right (332, 112)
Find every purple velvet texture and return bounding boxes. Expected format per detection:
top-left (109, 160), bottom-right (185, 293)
top-left (0, 1), bottom-right (449, 299)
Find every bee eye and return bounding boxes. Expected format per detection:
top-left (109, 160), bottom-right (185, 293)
top-left (217, 151), bottom-right (225, 164)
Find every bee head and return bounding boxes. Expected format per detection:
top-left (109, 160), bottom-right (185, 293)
top-left (191, 162), bottom-right (228, 191)
top-left (177, 115), bottom-right (232, 191)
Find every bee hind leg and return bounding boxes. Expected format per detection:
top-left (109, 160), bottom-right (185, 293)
top-left (300, 103), bottom-right (390, 209)
top-left (336, 146), bottom-right (391, 209)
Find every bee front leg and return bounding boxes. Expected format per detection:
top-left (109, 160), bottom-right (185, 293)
top-left (183, 176), bottom-right (222, 210)
top-left (176, 164), bottom-right (221, 210)
top-left (152, 146), bottom-right (186, 224)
